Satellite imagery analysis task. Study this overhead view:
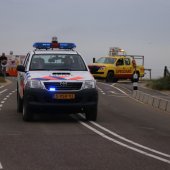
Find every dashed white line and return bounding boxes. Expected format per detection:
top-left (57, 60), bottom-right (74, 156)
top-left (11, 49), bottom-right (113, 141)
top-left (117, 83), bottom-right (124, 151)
top-left (0, 86), bottom-right (4, 89)
top-left (110, 91), bottom-right (116, 94)
top-left (0, 89), bottom-right (7, 94)
top-left (98, 81), bottom-right (144, 104)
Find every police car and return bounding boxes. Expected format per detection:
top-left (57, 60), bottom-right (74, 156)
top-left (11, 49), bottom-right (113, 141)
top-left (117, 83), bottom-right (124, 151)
top-left (17, 38), bottom-right (98, 121)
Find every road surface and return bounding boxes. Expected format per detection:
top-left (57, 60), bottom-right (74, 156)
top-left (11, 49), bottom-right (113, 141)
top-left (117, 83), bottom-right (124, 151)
top-left (0, 78), bottom-right (170, 170)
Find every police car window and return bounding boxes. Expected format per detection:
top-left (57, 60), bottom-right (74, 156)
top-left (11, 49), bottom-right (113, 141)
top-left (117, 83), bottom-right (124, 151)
top-left (29, 54), bottom-right (87, 71)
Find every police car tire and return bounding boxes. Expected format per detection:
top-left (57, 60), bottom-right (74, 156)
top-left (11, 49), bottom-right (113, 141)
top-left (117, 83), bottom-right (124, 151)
top-left (17, 91), bottom-right (23, 113)
top-left (85, 107), bottom-right (97, 121)
top-left (106, 71), bottom-right (114, 82)
top-left (23, 102), bottom-right (32, 121)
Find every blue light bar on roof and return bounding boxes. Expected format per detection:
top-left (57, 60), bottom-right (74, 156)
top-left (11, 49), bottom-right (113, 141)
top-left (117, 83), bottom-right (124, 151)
top-left (59, 43), bottom-right (76, 49)
top-left (33, 42), bottom-right (51, 49)
top-left (33, 42), bottom-right (76, 49)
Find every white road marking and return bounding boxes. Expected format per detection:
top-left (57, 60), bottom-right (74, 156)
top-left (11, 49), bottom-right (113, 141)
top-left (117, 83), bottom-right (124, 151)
top-left (98, 82), bottom-right (128, 95)
top-left (0, 162), bottom-right (3, 169)
top-left (0, 89), bottom-right (7, 94)
top-left (98, 81), bottom-right (144, 104)
top-left (0, 104), bottom-right (3, 107)
top-left (96, 86), bottom-right (106, 95)
top-left (1, 101), bottom-right (5, 104)
top-left (79, 119), bottom-right (170, 164)
top-left (90, 121), bottom-right (170, 158)
top-left (111, 83), bottom-right (128, 95)
top-left (0, 86), bottom-right (4, 89)
top-left (110, 91), bottom-right (116, 94)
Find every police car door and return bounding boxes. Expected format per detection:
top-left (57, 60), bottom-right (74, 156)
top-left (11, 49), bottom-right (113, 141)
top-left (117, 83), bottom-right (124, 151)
top-left (18, 53), bottom-right (30, 98)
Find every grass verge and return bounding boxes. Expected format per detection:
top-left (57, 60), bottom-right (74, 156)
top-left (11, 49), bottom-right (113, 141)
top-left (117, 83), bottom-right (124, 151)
top-left (0, 76), bottom-right (6, 83)
top-left (145, 77), bottom-right (170, 90)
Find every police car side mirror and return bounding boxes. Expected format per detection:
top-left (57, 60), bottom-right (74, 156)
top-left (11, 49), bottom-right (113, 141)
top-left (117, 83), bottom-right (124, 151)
top-left (17, 65), bottom-right (25, 72)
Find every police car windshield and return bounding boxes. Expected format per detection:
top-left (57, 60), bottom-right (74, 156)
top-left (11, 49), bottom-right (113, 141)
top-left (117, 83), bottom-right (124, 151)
top-left (29, 54), bottom-right (87, 71)
top-left (96, 57), bottom-right (115, 64)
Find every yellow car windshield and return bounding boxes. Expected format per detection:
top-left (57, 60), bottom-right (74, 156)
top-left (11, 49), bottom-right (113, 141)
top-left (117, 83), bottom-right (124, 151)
top-left (96, 57), bottom-right (115, 64)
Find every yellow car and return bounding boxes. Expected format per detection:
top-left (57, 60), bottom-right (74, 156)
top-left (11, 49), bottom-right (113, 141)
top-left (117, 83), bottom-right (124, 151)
top-left (88, 55), bottom-right (144, 82)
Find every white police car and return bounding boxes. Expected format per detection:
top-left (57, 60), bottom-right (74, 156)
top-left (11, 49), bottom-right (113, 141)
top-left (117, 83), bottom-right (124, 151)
top-left (17, 38), bottom-right (98, 121)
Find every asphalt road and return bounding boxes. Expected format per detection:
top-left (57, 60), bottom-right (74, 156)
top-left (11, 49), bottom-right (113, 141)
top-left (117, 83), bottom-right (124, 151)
top-left (0, 78), bottom-right (170, 170)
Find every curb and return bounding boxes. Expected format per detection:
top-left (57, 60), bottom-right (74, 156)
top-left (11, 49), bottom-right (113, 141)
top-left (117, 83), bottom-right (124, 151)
top-left (132, 90), bottom-right (170, 113)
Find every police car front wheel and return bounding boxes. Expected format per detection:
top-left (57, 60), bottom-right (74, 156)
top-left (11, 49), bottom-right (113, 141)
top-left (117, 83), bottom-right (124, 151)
top-left (23, 102), bottom-right (32, 121)
top-left (17, 91), bottom-right (23, 113)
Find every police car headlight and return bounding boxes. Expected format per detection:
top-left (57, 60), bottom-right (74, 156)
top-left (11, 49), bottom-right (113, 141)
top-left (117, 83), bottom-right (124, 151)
top-left (25, 80), bottom-right (44, 89)
top-left (83, 80), bottom-right (96, 89)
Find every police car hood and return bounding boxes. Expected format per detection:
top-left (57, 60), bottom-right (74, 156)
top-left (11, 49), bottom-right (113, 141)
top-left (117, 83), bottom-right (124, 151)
top-left (27, 71), bottom-right (94, 81)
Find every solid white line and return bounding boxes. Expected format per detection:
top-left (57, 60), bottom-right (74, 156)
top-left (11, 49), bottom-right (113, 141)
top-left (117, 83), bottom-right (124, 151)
top-left (79, 114), bottom-right (170, 158)
top-left (79, 120), bottom-right (170, 164)
top-left (111, 84), bottom-right (128, 95)
top-left (95, 82), bottom-right (170, 161)
top-left (0, 86), bottom-right (4, 89)
top-left (0, 89), bottom-right (7, 94)
top-left (0, 162), bottom-right (3, 169)
top-left (90, 121), bottom-right (170, 158)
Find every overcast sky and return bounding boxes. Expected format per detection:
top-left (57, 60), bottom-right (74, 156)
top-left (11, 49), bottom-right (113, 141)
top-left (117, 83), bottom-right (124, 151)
top-left (0, 0), bottom-right (170, 78)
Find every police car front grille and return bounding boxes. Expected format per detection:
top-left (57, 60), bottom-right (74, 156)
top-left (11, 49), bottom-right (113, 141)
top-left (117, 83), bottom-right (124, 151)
top-left (43, 82), bottom-right (82, 91)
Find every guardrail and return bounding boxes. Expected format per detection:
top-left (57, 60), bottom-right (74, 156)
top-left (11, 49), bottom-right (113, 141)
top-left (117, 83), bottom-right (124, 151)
top-left (132, 90), bottom-right (170, 113)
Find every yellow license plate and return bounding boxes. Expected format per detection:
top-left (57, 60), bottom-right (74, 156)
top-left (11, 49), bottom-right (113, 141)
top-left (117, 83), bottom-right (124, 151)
top-left (54, 94), bottom-right (75, 99)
